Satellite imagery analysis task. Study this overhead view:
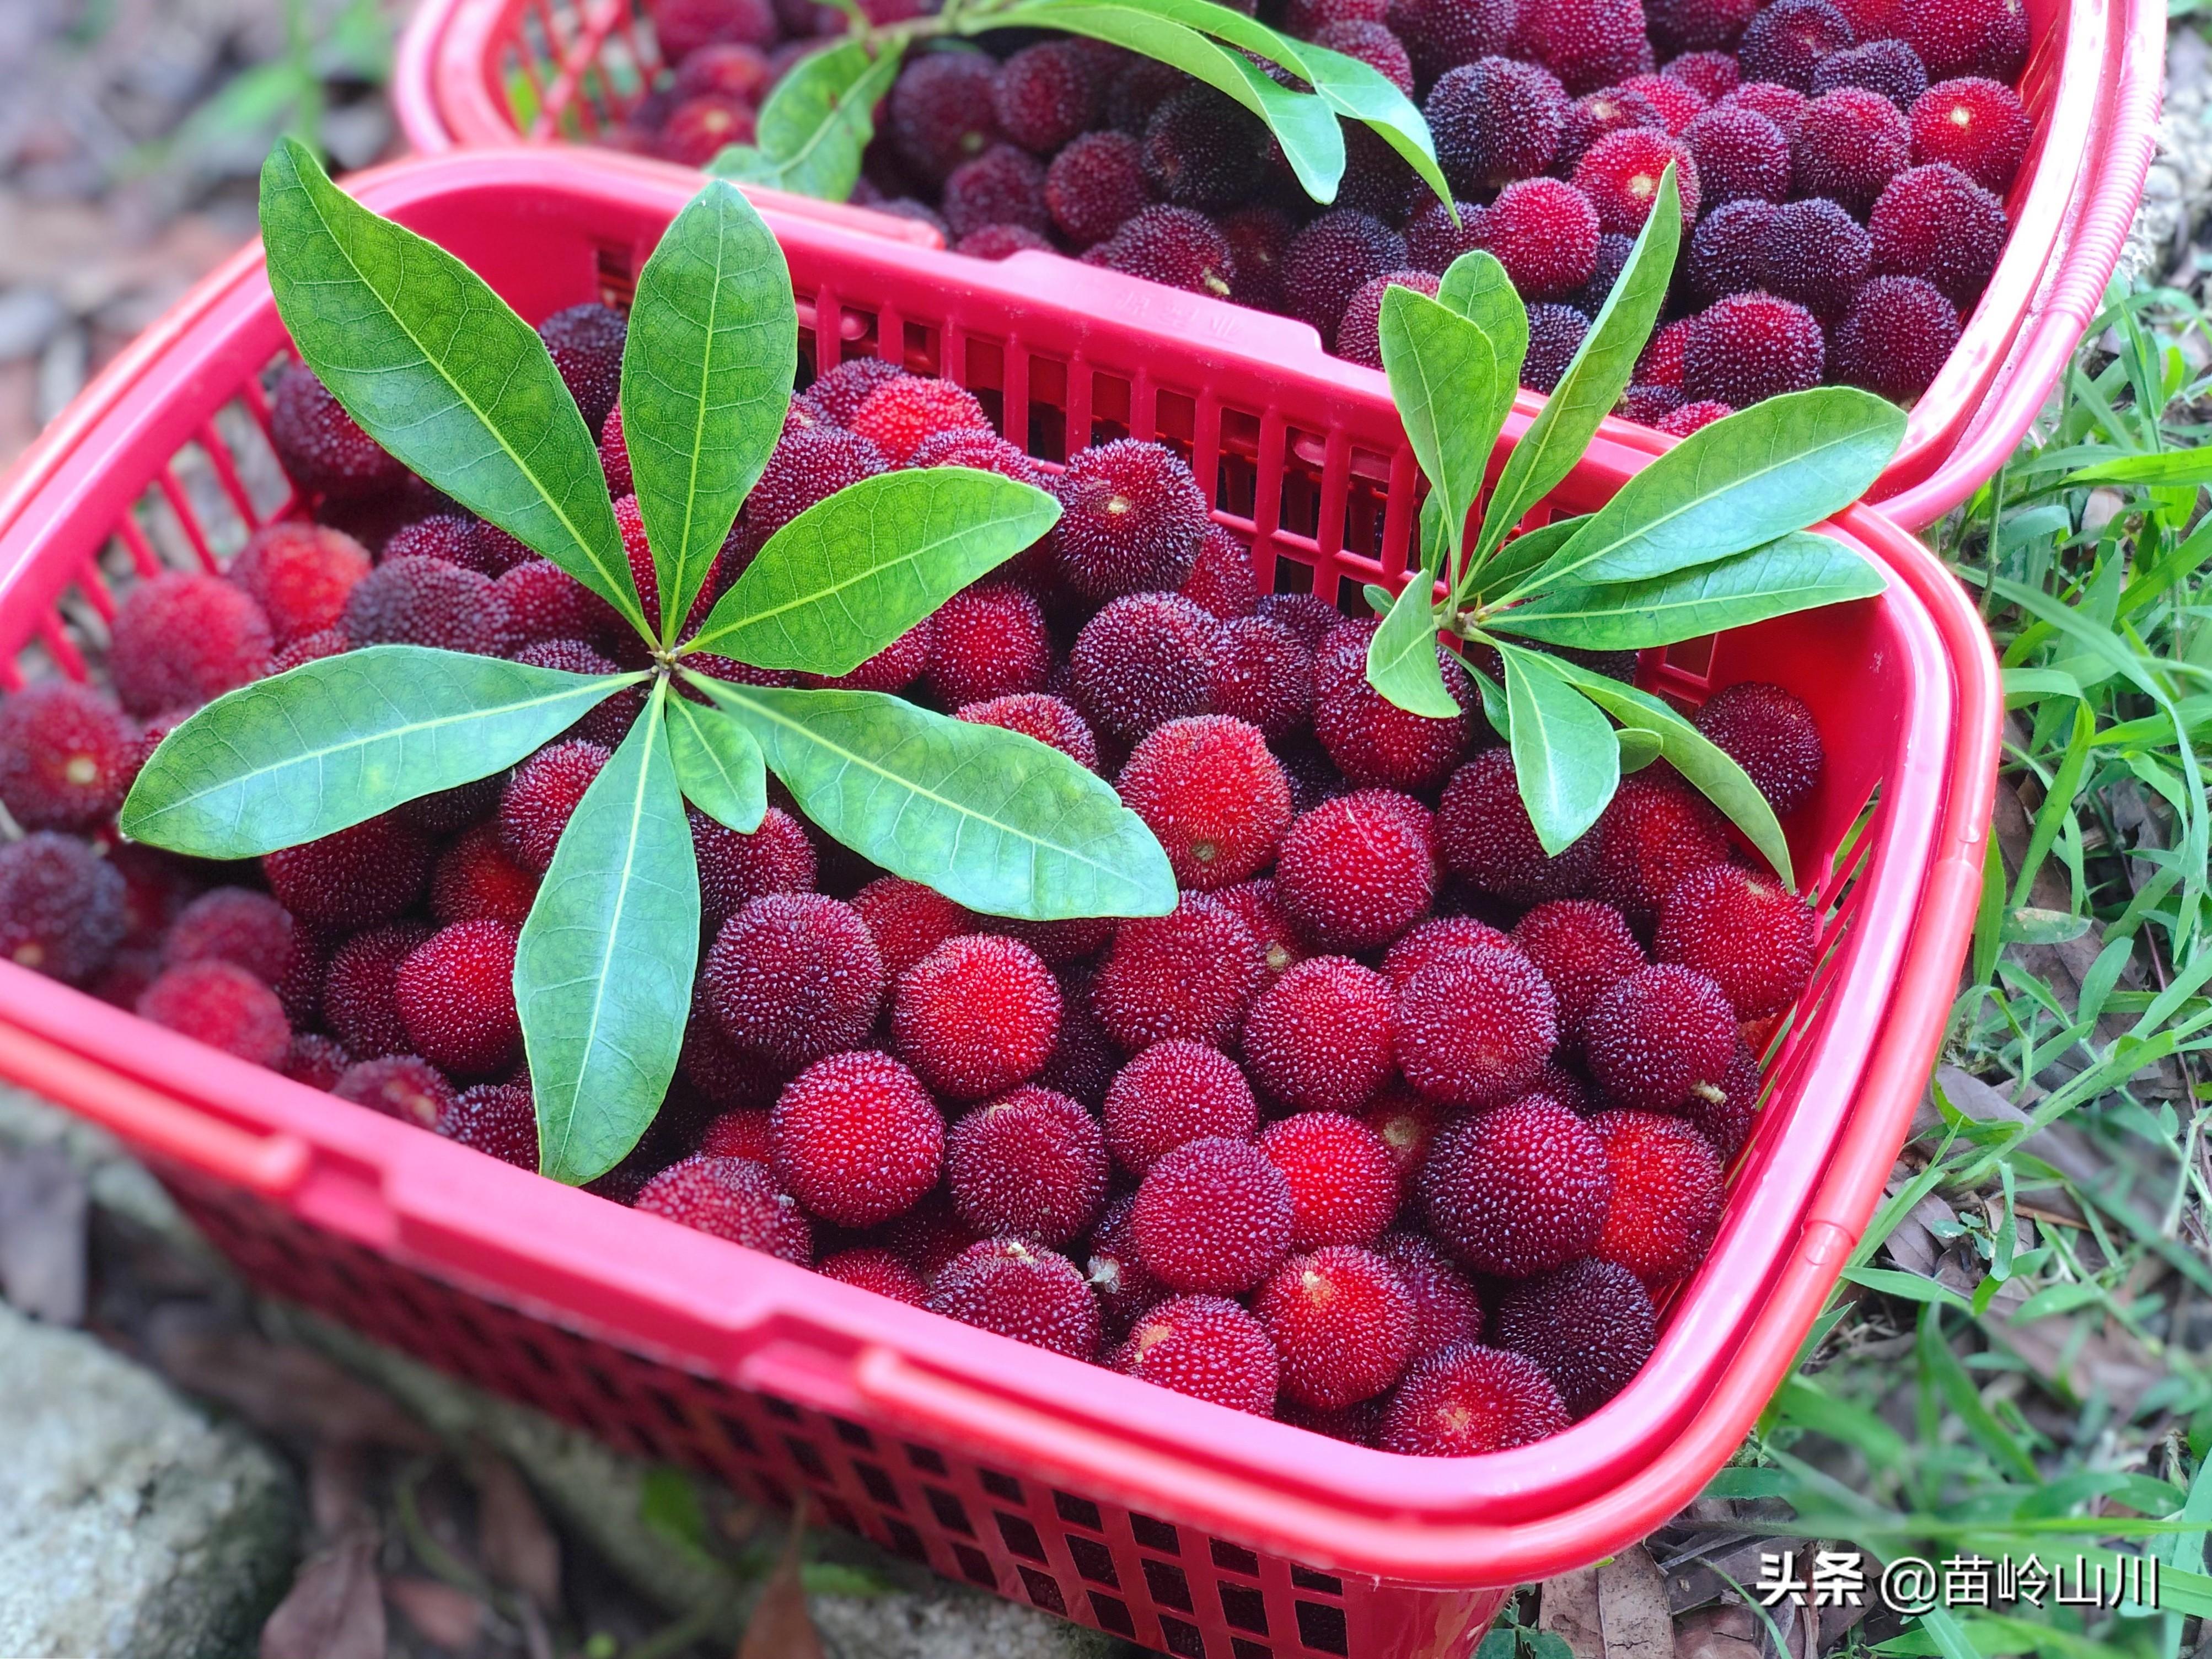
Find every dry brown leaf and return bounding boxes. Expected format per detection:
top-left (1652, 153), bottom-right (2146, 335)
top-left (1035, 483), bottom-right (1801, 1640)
top-left (739, 1506), bottom-right (824, 1659)
top-left (260, 1531), bottom-right (385, 1659)
top-left (1540, 1567), bottom-right (1604, 1659)
top-left (471, 1451), bottom-right (561, 1608)
top-left (0, 1145), bottom-right (88, 1324)
top-left (145, 1307), bottom-right (437, 1450)
top-left (384, 1576), bottom-right (485, 1653)
top-left (1674, 1604), bottom-right (1762, 1659)
top-left (1597, 1545), bottom-right (1677, 1659)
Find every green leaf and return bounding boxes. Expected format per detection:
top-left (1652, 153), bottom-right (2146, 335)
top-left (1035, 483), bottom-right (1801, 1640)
top-left (1378, 286), bottom-right (1496, 565)
top-left (1616, 724), bottom-right (1663, 770)
top-left (1544, 656), bottom-right (1795, 887)
top-left (1456, 651), bottom-right (1510, 741)
top-left (688, 468), bottom-right (1061, 673)
top-left (1467, 514), bottom-right (1588, 602)
top-left (1365, 517), bottom-right (1456, 718)
top-left (1472, 167), bottom-right (1678, 568)
top-left (1430, 253), bottom-right (1526, 493)
top-left (621, 180), bottom-right (798, 645)
top-left (518, 680), bottom-right (699, 1185)
top-left (2060, 448), bottom-right (2212, 488)
top-left (664, 694), bottom-right (766, 833)
top-left (980, 2), bottom-right (1345, 201)
top-left (686, 676), bottom-right (1176, 920)
top-left (1487, 530), bottom-right (1887, 649)
top-left (1292, 42), bottom-right (1452, 210)
top-left (257, 139), bottom-right (642, 637)
top-left (1497, 641), bottom-right (1618, 855)
top-left (708, 38), bottom-right (905, 200)
top-left (120, 647), bottom-right (645, 858)
top-left (1513, 387), bottom-right (1906, 597)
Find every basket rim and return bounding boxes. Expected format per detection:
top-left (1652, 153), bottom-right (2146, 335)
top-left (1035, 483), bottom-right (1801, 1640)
top-left (391, 0), bottom-right (2162, 531)
top-left (0, 147), bottom-right (2002, 1582)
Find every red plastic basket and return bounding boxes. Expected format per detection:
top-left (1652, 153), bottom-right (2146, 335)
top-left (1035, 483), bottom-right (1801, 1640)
top-left (391, 0), bottom-right (2161, 531)
top-left (0, 149), bottom-right (1999, 1659)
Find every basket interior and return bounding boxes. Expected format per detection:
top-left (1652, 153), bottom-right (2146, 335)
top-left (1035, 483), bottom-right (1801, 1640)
top-left (0, 157), bottom-right (1956, 1653)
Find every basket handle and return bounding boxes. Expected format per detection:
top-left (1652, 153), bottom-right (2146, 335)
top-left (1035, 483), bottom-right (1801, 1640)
top-left (0, 1021), bottom-right (311, 1196)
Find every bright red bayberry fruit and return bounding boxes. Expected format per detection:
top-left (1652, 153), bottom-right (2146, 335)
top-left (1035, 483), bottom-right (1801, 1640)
top-left (1103, 1038), bottom-right (1259, 1176)
top-left (1241, 956), bottom-right (1397, 1116)
top-left (1110, 1296), bottom-right (1280, 1415)
top-left (1132, 1135), bottom-right (1295, 1296)
top-left (1259, 1112), bottom-right (1402, 1249)
top-left (1655, 864), bottom-right (1818, 1017)
top-left (1421, 1093), bottom-right (1612, 1276)
top-left (771, 1049), bottom-right (943, 1227)
top-left (945, 1084), bottom-right (1108, 1245)
top-left (636, 1154), bottom-right (813, 1264)
top-left (894, 933), bottom-right (1061, 1101)
top-left (1378, 1345), bottom-right (1570, 1454)
top-left (929, 1238), bottom-right (1102, 1360)
top-left (1254, 1245), bottom-right (1415, 1409)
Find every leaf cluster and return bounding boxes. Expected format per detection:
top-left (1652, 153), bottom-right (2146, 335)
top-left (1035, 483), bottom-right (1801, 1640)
top-left (121, 139), bottom-right (1174, 1184)
top-left (1361, 168), bottom-right (1907, 884)
top-left (710, 0), bottom-right (1448, 217)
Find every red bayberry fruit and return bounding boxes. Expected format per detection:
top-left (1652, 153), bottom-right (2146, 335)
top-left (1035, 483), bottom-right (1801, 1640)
top-left (1909, 76), bottom-right (2027, 191)
top-left (1690, 194), bottom-right (1777, 305)
top-left (1208, 618), bottom-right (1316, 742)
top-left (946, 1084), bottom-right (1108, 1244)
top-left (1584, 962), bottom-right (1737, 1109)
top-left (536, 303), bottom-right (626, 433)
top-left (819, 1248), bottom-right (930, 1305)
top-left (1379, 1344), bottom-right (1570, 1453)
top-left (1592, 1109), bottom-right (1725, 1280)
top-left (700, 1107), bottom-right (772, 1161)
top-left (270, 362), bottom-right (405, 500)
top-left (1255, 1245), bottom-right (1415, 1409)
top-left (1103, 1039), bottom-right (1259, 1175)
top-left (227, 520), bottom-right (371, 646)
top-left (0, 681), bottom-right (138, 831)
top-left (1363, 1084), bottom-right (1446, 1182)
top-left (1811, 37), bottom-right (1929, 108)
top-left (895, 933), bottom-right (1061, 1101)
top-left (1574, 127), bottom-right (1703, 233)
top-left (1589, 772), bottom-right (1733, 922)
top-left (1241, 957), bottom-right (1397, 1117)
top-left (930, 1238), bottom-right (1101, 1359)
top-left (637, 1154), bottom-right (813, 1264)
top-left (1118, 715), bottom-right (1292, 890)
top-left (1403, 198), bottom-right (1490, 275)
top-left (1791, 85), bottom-right (1908, 210)
top-left (1738, 0), bottom-right (1854, 89)
top-left (1692, 681), bottom-right (1824, 818)
top-left (1092, 205), bottom-right (1239, 300)
top-left (265, 814), bottom-right (430, 929)
top-left (1282, 210), bottom-right (1412, 339)
top-left (1624, 69), bottom-right (1712, 130)
top-left (334, 1054), bottom-right (454, 1128)
top-left (498, 740), bottom-right (610, 876)
top-left (1523, 304), bottom-right (1590, 393)
top-left (1422, 1093), bottom-right (1610, 1276)
top-left (851, 375), bottom-right (997, 467)
top-left (1312, 620), bottom-right (1472, 792)
top-left (1479, 178), bottom-right (1602, 300)
top-left (284, 1032), bottom-right (353, 1091)
top-left (393, 921), bottom-right (520, 1076)
top-left (1396, 947), bottom-right (1560, 1109)
top-left (1894, 0), bottom-right (2026, 81)
top-left (1438, 749), bottom-right (1600, 903)
top-left (1667, 50), bottom-right (1743, 98)
top-left (1050, 441), bottom-right (1211, 601)
top-left (772, 1049), bottom-right (943, 1226)
top-left (1111, 1296), bottom-right (1279, 1414)
top-left (1655, 865), bottom-right (1817, 1017)
top-left (1679, 288), bottom-right (1821, 406)
top-left (1084, 1190), bottom-right (1167, 1334)
top-left (1133, 1135), bottom-right (1295, 1295)
top-left (804, 356), bottom-right (907, 425)
top-left (1870, 161), bottom-right (2006, 307)
top-left (1178, 527), bottom-right (1259, 621)
top-left (1092, 893), bottom-right (1266, 1053)
top-left (852, 876), bottom-right (977, 976)
top-left (1046, 132), bottom-right (1151, 246)
top-left (798, 618), bottom-right (932, 693)
top-left (1494, 1258), bottom-right (1656, 1415)
top-left (1220, 205), bottom-right (1296, 311)
top-left (1762, 197), bottom-right (1873, 319)
top-left (691, 806), bottom-right (817, 930)
top-left (1524, 0), bottom-right (1659, 90)
top-left (992, 40), bottom-right (1100, 152)
top-left (957, 693), bottom-right (1100, 770)
top-left (1381, 916), bottom-right (1513, 986)
top-left (164, 887), bottom-right (294, 988)
top-left (706, 894), bottom-right (885, 1071)
top-left (1259, 1112), bottom-right (1401, 1248)
top-left (427, 824), bottom-right (539, 931)
top-left (1070, 592), bottom-right (1218, 744)
top-left (342, 556), bottom-right (511, 657)
top-left (1682, 104), bottom-right (1792, 203)
top-left (137, 959), bottom-right (289, 1066)
top-left (110, 572), bottom-right (272, 717)
top-left (925, 582), bottom-right (1051, 708)
top-left (1512, 899), bottom-right (1647, 1048)
top-left (1140, 87), bottom-right (1268, 210)
top-left (321, 922), bottom-right (431, 1057)
top-left (1275, 789), bottom-right (1438, 953)
top-left (497, 559), bottom-right (611, 650)
top-left (1377, 1231), bottom-right (1486, 1361)
top-left (1832, 273), bottom-right (1961, 401)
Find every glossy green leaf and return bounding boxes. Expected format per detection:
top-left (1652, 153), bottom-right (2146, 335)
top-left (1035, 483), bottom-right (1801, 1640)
top-left (1545, 656), bottom-right (1794, 885)
top-left (1379, 286), bottom-right (1495, 566)
top-left (120, 647), bottom-right (645, 858)
top-left (1473, 167), bottom-right (1679, 568)
top-left (519, 680), bottom-right (699, 1186)
top-left (1616, 724), bottom-right (1663, 770)
top-left (1487, 530), bottom-right (1886, 649)
top-left (980, 2), bottom-right (1345, 201)
top-left (709, 38), bottom-right (905, 201)
top-left (1292, 42), bottom-right (1452, 211)
top-left (257, 139), bottom-right (642, 637)
top-left (1365, 502), bottom-right (1456, 718)
top-left (622, 180), bottom-right (798, 644)
top-left (1513, 387), bottom-right (1906, 597)
top-left (1456, 649), bottom-right (1510, 741)
top-left (1467, 513), bottom-right (1588, 602)
top-left (1497, 641), bottom-right (1617, 854)
top-left (686, 675), bottom-right (1176, 920)
top-left (664, 693), bottom-right (767, 833)
top-left (689, 468), bottom-right (1061, 673)
top-left (1433, 250), bottom-right (1527, 440)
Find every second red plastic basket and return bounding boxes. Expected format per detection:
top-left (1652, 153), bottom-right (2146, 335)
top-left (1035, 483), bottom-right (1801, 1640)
top-left (0, 148), bottom-right (2000, 1659)
top-left (392, 0), bottom-right (2161, 529)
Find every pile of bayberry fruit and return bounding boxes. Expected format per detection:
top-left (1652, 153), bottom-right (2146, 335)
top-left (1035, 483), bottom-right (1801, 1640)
top-left (0, 303), bottom-right (1833, 1456)
top-left (611, 0), bottom-right (2032, 415)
